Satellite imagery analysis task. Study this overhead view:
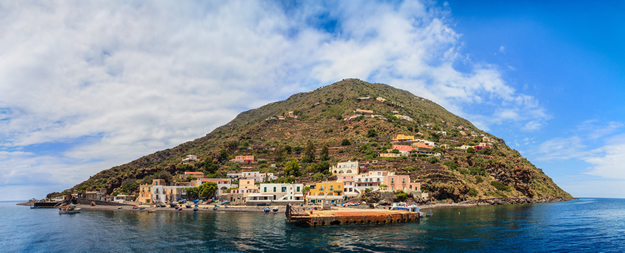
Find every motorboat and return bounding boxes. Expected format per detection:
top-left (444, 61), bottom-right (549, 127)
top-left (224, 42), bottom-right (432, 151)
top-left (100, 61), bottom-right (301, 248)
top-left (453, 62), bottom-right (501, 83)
top-left (272, 207), bottom-right (279, 212)
top-left (264, 207), bottom-right (270, 213)
top-left (59, 205), bottom-right (81, 214)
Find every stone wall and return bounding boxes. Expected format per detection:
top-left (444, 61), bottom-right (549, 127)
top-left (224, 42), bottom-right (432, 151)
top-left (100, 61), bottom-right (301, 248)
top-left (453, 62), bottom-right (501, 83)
top-left (77, 198), bottom-right (134, 206)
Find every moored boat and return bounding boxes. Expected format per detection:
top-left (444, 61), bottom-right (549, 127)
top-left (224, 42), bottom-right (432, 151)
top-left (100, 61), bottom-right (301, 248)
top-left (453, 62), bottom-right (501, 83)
top-left (59, 205), bottom-right (81, 214)
top-left (264, 207), bottom-right (270, 213)
top-left (272, 207), bottom-right (279, 212)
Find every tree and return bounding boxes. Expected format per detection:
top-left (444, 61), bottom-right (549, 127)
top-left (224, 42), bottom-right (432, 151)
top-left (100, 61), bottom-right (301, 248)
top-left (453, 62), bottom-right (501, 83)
top-left (219, 149), bottom-right (229, 163)
top-left (284, 158), bottom-right (301, 177)
top-left (293, 146), bottom-right (303, 154)
top-left (226, 161), bottom-right (240, 171)
top-left (199, 182), bottom-right (218, 198)
top-left (320, 142), bottom-right (329, 161)
top-left (478, 147), bottom-right (492, 155)
top-left (341, 139), bottom-right (351, 146)
top-left (120, 179), bottom-right (138, 194)
top-left (468, 188), bottom-right (478, 197)
top-left (186, 187), bottom-right (199, 199)
top-left (467, 147), bottom-right (476, 153)
top-left (428, 156), bottom-right (440, 163)
top-left (391, 149), bottom-right (400, 154)
top-left (186, 176), bottom-right (197, 182)
top-left (367, 129), bottom-right (378, 138)
top-left (203, 157), bottom-right (219, 173)
top-left (380, 184), bottom-right (388, 190)
top-left (274, 143), bottom-right (286, 162)
top-left (284, 145), bottom-right (292, 154)
top-left (312, 173), bottom-right (324, 181)
top-left (304, 140), bottom-right (316, 163)
top-left (314, 161), bottom-right (330, 174)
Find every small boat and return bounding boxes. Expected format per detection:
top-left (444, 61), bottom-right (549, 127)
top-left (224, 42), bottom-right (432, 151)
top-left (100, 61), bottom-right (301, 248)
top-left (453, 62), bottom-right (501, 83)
top-left (263, 207), bottom-right (270, 213)
top-left (139, 207), bottom-right (146, 210)
top-left (30, 206), bottom-right (40, 209)
top-left (147, 210), bottom-right (155, 213)
top-left (186, 204), bottom-right (192, 208)
top-left (59, 205), bottom-right (81, 214)
top-left (118, 207), bottom-right (123, 209)
top-left (426, 212), bottom-right (433, 217)
top-left (193, 205), bottom-right (198, 211)
top-left (272, 207), bottom-right (279, 212)
top-left (170, 203), bottom-right (178, 208)
top-left (177, 208), bottom-right (182, 211)
top-left (213, 205), bottom-right (219, 210)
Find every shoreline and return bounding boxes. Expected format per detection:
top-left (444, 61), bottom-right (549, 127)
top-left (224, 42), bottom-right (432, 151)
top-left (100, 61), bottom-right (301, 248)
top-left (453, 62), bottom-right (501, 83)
top-left (17, 197), bottom-right (575, 213)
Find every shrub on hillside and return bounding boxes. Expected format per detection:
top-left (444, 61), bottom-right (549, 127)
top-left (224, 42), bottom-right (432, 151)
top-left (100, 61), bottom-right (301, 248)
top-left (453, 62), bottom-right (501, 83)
top-left (490, 181), bottom-right (511, 192)
top-left (468, 188), bottom-right (478, 197)
top-left (341, 139), bottom-right (351, 146)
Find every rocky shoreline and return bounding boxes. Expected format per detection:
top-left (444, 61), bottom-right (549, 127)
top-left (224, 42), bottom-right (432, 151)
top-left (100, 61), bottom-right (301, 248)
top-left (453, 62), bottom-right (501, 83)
top-left (419, 196), bottom-right (575, 210)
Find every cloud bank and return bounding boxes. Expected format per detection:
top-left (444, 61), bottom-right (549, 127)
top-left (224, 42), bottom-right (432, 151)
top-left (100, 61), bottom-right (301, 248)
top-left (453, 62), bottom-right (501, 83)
top-left (0, 0), bottom-right (546, 200)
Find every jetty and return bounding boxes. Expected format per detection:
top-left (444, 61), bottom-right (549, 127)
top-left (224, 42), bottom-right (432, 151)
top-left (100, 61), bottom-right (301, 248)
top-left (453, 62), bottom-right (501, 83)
top-left (286, 204), bottom-right (419, 226)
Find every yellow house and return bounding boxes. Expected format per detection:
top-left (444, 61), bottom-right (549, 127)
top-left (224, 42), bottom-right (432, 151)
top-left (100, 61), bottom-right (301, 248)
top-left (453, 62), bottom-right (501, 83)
top-left (307, 181), bottom-right (344, 204)
top-left (136, 179), bottom-right (165, 204)
top-left (391, 134), bottom-right (415, 142)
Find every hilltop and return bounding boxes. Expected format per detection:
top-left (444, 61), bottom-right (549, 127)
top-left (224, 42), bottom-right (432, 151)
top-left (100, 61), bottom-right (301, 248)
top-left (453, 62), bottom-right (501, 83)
top-left (53, 79), bottom-right (572, 202)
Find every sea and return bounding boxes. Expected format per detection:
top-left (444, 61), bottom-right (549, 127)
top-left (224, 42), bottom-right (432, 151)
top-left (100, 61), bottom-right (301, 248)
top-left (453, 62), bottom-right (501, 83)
top-left (1, 198), bottom-right (624, 252)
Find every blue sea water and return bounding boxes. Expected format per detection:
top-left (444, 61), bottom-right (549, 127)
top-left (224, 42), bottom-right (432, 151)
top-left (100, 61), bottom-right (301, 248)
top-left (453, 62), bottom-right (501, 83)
top-left (1, 198), bottom-right (624, 252)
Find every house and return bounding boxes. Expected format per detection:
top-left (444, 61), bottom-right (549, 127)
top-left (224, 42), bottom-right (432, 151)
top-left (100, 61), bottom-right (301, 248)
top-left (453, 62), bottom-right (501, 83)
top-left (355, 109), bottom-right (374, 115)
top-left (437, 131), bottom-right (447, 136)
top-left (336, 175), bottom-right (358, 197)
top-left (459, 131), bottom-right (467, 136)
top-left (354, 171), bottom-right (391, 192)
top-left (388, 144), bottom-right (415, 152)
top-left (392, 111), bottom-right (399, 114)
top-left (231, 179), bottom-right (258, 195)
top-left (183, 171), bottom-right (204, 179)
top-left (440, 144), bottom-right (450, 149)
top-left (182, 155), bottom-right (198, 163)
top-left (246, 183), bottom-right (304, 206)
top-left (383, 176), bottom-right (420, 192)
top-left (330, 160), bottom-right (359, 175)
top-left (277, 116), bottom-right (285, 120)
top-left (232, 156), bottom-right (254, 163)
top-left (391, 134), bottom-right (415, 142)
top-left (151, 184), bottom-right (198, 203)
top-left (358, 97), bottom-right (371, 100)
top-left (84, 191), bottom-right (99, 200)
top-left (137, 179), bottom-right (165, 204)
top-left (307, 181), bottom-right (345, 204)
top-left (200, 178), bottom-right (234, 196)
top-left (226, 172), bottom-right (242, 178)
top-left (412, 142), bottom-right (434, 149)
top-left (379, 153), bottom-right (401, 158)
top-left (376, 97), bottom-right (386, 102)
top-left (458, 145), bottom-right (473, 150)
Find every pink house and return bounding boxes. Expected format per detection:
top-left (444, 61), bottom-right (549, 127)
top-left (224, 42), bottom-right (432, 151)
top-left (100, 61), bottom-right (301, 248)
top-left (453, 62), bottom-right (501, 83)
top-left (383, 175), bottom-right (421, 192)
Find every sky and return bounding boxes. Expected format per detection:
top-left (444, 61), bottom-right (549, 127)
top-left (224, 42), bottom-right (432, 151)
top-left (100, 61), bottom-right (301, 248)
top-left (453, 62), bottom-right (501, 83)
top-left (0, 0), bottom-right (623, 200)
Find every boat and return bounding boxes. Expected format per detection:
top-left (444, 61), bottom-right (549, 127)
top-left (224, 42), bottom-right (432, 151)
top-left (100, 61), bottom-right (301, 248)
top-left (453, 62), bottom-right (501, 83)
top-left (272, 207), bottom-right (279, 212)
top-left (213, 205), bottom-right (219, 210)
top-left (139, 207), bottom-right (146, 210)
top-left (147, 210), bottom-right (155, 213)
top-left (59, 205), bottom-right (81, 214)
top-left (263, 207), bottom-right (270, 213)
top-left (185, 204), bottom-right (192, 208)
top-left (193, 205), bottom-right (199, 212)
top-left (391, 202), bottom-right (420, 213)
top-left (426, 212), bottom-right (433, 217)
top-left (170, 203), bottom-right (178, 208)
top-left (118, 207), bottom-right (123, 209)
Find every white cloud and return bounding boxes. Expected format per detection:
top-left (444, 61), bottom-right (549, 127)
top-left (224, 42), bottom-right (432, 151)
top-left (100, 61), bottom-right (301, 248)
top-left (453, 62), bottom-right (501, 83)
top-left (0, 1), bottom-right (548, 199)
top-left (499, 46), bottom-right (505, 53)
top-left (584, 134), bottom-right (625, 179)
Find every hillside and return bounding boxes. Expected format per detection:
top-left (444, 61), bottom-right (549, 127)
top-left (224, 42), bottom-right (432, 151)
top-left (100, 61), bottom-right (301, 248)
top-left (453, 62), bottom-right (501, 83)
top-left (53, 79), bottom-right (572, 202)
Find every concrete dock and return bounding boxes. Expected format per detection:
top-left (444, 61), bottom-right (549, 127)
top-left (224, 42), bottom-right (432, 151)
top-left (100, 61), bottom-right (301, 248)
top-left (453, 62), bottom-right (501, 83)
top-left (286, 205), bottom-right (419, 226)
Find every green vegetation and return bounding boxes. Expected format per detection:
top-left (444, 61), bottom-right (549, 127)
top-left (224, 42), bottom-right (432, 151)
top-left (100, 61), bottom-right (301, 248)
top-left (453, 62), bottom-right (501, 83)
top-left (468, 188), bottom-right (478, 197)
top-left (490, 181), bottom-right (511, 192)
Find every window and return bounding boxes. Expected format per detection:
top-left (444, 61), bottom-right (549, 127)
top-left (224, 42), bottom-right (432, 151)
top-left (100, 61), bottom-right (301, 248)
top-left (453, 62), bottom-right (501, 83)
top-left (148, 188), bottom-right (151, 192)
top-left (273, 187), bottom-right (276, 192)
top-left (378, 172), bottom-right (381, 175)
top-left (391, 178), bottom-right (394, 184)
top-left (330, 186), bottom-right (333, 191)
top-left (402, 178), bottom-right (405, 184)
top-left (320, 187), bottom-right (324, 191)
top-left (297, 186), bottom-right (300, 192)
top-left (264, 187), bottom-right (267, 192)
top-left (282, 187), bottom-right (286, 192)
top-left (338, 185), bottom-right (341, 189)
top-left (358, 179), bottom-right (361, 182)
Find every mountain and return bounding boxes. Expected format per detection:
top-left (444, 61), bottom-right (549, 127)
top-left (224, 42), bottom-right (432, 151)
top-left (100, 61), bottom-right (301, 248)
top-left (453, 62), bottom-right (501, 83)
top-left (54, 79), bottom-right (572, 202)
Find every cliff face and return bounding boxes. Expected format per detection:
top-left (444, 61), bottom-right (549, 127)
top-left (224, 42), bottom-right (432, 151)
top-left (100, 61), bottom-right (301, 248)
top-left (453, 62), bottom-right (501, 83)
top-left (62, 79), bottom-right (572, 201)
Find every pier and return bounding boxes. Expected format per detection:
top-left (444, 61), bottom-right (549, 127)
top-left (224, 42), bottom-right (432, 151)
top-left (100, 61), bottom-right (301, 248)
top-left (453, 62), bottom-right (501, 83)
top-left (286, 204), bottom-right (420, 226)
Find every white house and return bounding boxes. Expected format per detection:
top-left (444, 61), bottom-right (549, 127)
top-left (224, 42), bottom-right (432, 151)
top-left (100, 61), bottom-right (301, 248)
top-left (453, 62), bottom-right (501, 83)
top-left (245, 183), bottom-right (304, 205)
top-left (330, 160), bottom-right (359, 175)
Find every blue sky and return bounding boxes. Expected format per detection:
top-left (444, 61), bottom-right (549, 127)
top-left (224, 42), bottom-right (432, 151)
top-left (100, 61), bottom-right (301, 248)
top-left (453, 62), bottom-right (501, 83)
top-left (0, 0), bottom-right (623, 200)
